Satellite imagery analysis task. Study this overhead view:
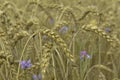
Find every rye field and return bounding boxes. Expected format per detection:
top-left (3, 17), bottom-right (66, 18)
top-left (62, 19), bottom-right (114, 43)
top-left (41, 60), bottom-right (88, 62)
top-left (0, 0), bottom-right (120, 80)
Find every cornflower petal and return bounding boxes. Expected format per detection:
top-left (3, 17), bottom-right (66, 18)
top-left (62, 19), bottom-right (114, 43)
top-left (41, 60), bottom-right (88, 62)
top-left (59, 26), bottom-right (68, 34)
top-left (38, 74), bottom-right (42, 80)
top-left (20, 59), bottom-right (32, 69)
top-left (27, 59), bottom-right (31, 64)
top-left (32, 74), bottom-right (37, 80)
top-left (32, 74), bottom-right (42, 80)
top-left (86, 54), bottom-right (91, 59)
top-left (20, 61), bottom-right (26, 69)
top-left (80, 51), bottom-right (91, 59)
top-left (26, 59), bottom-right (32, 68)
top-left (105, 28), bottom-right (111, 33)
top-left (81, 51), bottom-right (87, 55)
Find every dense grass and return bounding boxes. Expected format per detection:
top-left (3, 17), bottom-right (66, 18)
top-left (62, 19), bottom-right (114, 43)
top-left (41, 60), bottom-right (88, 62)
top-left (0, 0), bottom-right (120, 80)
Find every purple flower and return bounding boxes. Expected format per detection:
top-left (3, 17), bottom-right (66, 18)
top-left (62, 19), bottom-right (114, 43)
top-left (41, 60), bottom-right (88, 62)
top-left (33, 75), bottom-right (37, 80)
top-left (105, 28), bottom-right (111, 33)
top-left (20, 59), bottom-right (32, 69)
top-left (80, 51), bottom-right (91, 59)
top-left (32, 74), bottom-right (42, 80)
top-left (59, 26), bottom-right (68, 34)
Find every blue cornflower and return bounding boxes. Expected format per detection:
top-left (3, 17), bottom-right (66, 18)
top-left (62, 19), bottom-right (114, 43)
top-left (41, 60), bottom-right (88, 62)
top-left (105, 28), bottom-right (111, 33)
top-left (59, 26), bottom-right (68, 34)
top-left (32, 74), bottom-right (42, 80)
top-left (20, 59), bottom-right (32, 69)
top-left (80, 51), bottom-right (91, 59)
